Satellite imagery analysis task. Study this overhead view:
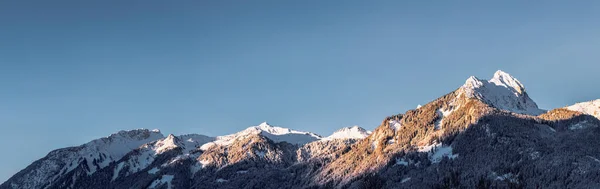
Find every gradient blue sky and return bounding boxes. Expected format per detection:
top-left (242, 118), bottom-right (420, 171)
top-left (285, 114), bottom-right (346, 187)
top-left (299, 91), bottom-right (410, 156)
top-left (2, 0), bottom-right (600, 182)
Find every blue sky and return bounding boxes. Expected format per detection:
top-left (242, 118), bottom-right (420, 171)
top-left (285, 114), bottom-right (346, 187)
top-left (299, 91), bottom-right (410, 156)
top-left (2, 0), bottom-right (600, 182)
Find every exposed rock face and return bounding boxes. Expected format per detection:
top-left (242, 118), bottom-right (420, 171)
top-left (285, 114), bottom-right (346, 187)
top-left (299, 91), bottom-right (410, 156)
top-left (3, 70), bottom-right (600, 189)
top-left (314, 87), bottom-right (494, 186)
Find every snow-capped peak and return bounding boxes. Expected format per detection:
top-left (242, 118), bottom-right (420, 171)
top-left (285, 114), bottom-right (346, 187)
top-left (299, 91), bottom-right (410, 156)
top-left (464, 76), bottom-right (484, 89)
top-left (251, 122), bottom-right (298, 135)
top-left (114, 133), bottom-right (213, 178)
top-left (90, 129), bottom-right (164, 161)
top-left (460, 70), bottom-right (545, 115)
top-left (489, 70), bottom-right (526, 95)
top-left (153, 134), bottom-right (183, 154)
top-left (244, 122), bottom-right (322, 140)
top-left (146, 133), bottom-right (213, 155)
top-left (566, 99), bottom-right (600, 119)
top-left (258, 121), bottom-right (270, 128)
top-left (324, 126), bottom-right (371, 140)
top-left (200, 122), bottom-right (321, 150)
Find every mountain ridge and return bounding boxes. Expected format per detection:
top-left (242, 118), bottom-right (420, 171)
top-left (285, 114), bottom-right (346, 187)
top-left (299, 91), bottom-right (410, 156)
top-left (3, 70), bottom-right (600, 189)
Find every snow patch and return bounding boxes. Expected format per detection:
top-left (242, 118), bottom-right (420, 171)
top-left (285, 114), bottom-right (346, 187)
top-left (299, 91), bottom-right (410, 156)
top-left (396, 158), bottom-right (409, 166)
top-left (190, 159), bottom-right (211, 175)
top-left (587, 156), bottom-right (600, 164)
top-left (494, 172), bottom-right (518, 183)
top-left (430, 145), bottom-right (458, 163)
top-left (530, 151), bottom-right (540, 160)
top-left (435, 107), bottom-right (455, 130)
top-left (401, 177), bottom-right (411, 183)
top-left (387, 139), bottom-right (396, 145)
top-left (216, 178), bottom-right (228, 183)
top-left (149, 175), bottom-right (174, 189)
top-left (569, 120), bottom-right (595, 130)
top-left (418, 143), bottom-right (438, 153)
top-left (418, 143), bottom-right (458, 163)
top-left (190, 164), bottom-right (201, 176)
top-left (111, 162), bottom-right (125, 181)
top-left (237, 170), bottom-right (248, 174)
top-left (178, 134), bottom-right (215, 154)
top-left (371, 140), bottom-right (378, 150)
top-left (124, 148), bottom-right (155, 175)
top-left (389, 120), bottom-right (402, 131)
top-left (162, 154), bottom-right (189, 167)
top-left (255, 150), bottom-right (266, 158)
top-left (148, 167), bottom-right (160, 174)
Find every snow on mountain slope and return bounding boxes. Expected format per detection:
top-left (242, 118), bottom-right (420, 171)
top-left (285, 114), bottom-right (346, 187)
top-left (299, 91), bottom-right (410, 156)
top-left (297, 126), bottom-right (370, 161)
top-left (323, 126), bottom-right (371, 140)
top-left (297, 139), bottom-right (357, 162)
top-left (566, 99), bottom-right (600, 119)
top-left (178, 134), bottom-right (215, 153)
top-left (148, 174), bottom-right (174, 189)
top-left (86, 129), bottom-right (164, 161)
top-left (461, 70), bottom-right (545, 115)
top-left (200, 122), bottom-right (321, 150)
top-left (114, 134), bottom-right (213, 179)
top-left (4, 129), bottom-right (163, 189)
top-left (154, 134), bottom-right (184, 154)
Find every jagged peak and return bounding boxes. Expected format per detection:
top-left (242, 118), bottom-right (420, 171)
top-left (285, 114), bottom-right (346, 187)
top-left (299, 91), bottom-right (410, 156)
top-left (164, 134), bottom-right (180, 143)
top-left (108, 128), bottom-right (163, 140)
top-left (463, 70), bottom-right (526, 95)
top-left (464, 76), bottom-right (484, 89)
top-left (258, 121), bottom-right (270, 127)
top-left (460, 70), bottom-right (544, 115)
top-left (251, 122), bottom-right (296, 135)
top-left (153, 134), bottom-right (184, 154)
top-left (490, 70), bottom-right (526, 94)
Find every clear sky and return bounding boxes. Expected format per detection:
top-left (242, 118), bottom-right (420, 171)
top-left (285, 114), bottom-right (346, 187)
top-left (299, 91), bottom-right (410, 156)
top-left (2, 0), bottom-right (600, 182)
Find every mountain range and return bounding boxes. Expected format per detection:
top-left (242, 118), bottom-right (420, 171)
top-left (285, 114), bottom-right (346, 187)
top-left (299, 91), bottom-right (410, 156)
top-left (3, 70), bottom-right (600, 189)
